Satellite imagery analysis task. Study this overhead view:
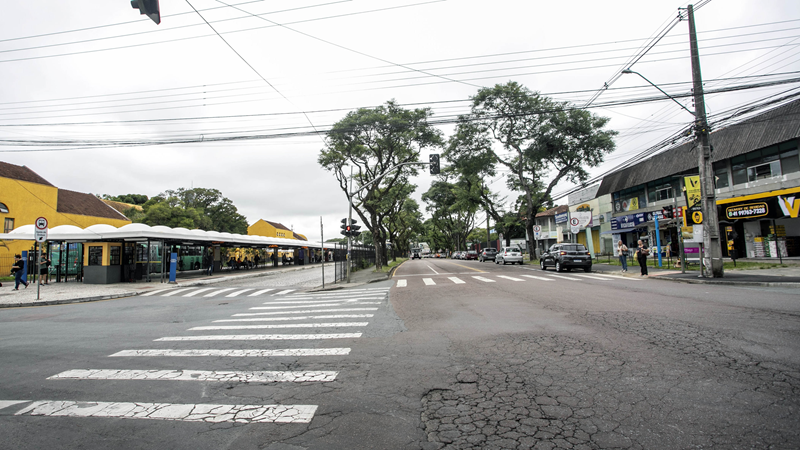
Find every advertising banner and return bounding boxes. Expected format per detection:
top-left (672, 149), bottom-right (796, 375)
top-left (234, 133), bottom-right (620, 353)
top-left (684, 176), bottom-right (703, 225)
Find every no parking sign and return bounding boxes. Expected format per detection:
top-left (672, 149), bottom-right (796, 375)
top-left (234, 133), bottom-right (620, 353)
top-left (569, 217), bottom-right (580, 234)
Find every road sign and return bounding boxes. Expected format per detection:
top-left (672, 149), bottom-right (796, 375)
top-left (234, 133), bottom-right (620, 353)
top-left (569, 217), bottom-right (580, 234)
top-left (532, 225), bottom-right (541, 232)
top-left (35, 217), bottom-right (48, 230)
top-left (34, 217), bottom-right (48, 242)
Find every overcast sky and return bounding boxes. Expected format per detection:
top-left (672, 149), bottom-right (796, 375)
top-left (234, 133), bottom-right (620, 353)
top-left (2, 0), bottom-right (799, 239)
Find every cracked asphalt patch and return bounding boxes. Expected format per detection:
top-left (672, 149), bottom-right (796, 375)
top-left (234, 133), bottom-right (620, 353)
top-left (421, 334), bottom-right (800, 449)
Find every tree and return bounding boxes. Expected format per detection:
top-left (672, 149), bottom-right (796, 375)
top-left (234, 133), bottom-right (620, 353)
top-left (137, 188), bottom-right (248, 233)
top-left (422, 177), bottom-right (481, 252)
top-left (386, 197), bottom-right (424, 260)
top-left (101, 193), bottom-right (149, 205)
top-left (319, 100), bottom-right (444, 270)
top-left (448, 82), bottom-right (617, 255)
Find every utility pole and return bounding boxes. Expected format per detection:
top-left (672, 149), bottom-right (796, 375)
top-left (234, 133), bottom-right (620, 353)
top-left (687, 4), bottom-right (723, 277)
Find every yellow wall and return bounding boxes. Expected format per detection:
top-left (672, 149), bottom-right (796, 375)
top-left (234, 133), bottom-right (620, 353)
top-left (248, 219), bottom-right (294, 239)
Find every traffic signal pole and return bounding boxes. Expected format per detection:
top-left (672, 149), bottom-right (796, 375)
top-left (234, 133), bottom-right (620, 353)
top-left (688, 4), bottom-right (723, 278)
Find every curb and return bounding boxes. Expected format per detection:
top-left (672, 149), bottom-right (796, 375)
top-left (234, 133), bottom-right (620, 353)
top-left (648, 276), bottom-right (800, 287)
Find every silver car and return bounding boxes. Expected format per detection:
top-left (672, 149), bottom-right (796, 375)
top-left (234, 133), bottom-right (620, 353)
top-left (495, 246), bottom-right (523, 265)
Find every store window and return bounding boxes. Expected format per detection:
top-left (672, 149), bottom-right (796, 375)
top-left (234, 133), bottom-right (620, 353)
top-left (780, 144), bottom-right (799, 175)
top-left (713, 161), bottom-right (729, 189)
top-left (3, 217), bottom-right (13, 233)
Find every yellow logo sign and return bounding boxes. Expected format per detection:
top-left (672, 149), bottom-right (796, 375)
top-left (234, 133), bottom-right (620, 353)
top-left (778, 195), bottom-right (799, 218)
top-left (692, 211), bottom-right (703, 224)
top-left (684, 176), bottom-right (701, 208)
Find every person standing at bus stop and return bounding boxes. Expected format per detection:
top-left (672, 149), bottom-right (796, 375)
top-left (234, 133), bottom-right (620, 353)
top-left (617, 240), bottom-right (628, 273)
top-left (636, 240), bottom-right (650, 276)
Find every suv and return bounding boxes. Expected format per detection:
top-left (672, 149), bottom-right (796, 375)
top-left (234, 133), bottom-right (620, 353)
top-left (495, 247), bottom-right (523, 265)
top-left (541, 243), bottom-right (592, 272)
top-left (479, 248), bottom-right (497, 262)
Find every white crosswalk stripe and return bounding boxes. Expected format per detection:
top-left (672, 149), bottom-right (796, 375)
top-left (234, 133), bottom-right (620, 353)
top-left (140, 289), bottom-right (171, 297)
top-left (248, 289), bottom-right (275, 296)
top-left (183, 288), bottom-right (214, 297)
top-left (448, 277), bottom-right (465, 284)
top-left (497, 275), bottom-right (524, 281)
top-left (49, 369), bottom-right (338, 383)
top-left (521, 275), bottom-right (554, 281)
top-left (396, 279), bottom-right (407, 287)
top-left (472, 276), bottom-right (496, 283)
top-left (423, 278), bottom-right (435, 285)
top-left (543, 273), bottom-right (582, 281)
top-left (155, 333), bottom-right (362, 341)
top-left (109, 348), bottom-right (351, 357)
top-left (233, 308), bottom-right (379, 316)
top-left (250, 303), bottom-right (378, 310)
top-left (13, 400), bottom-right (318, 423)
top-left (225, 289), bottom-right (253, 297)
top-left (205, 288), bottom-right (235, 297)
top-left (189, 323), bottom-right (368, 331)
top-left (273, 289), bottom-right (295, 295)
top-left (573, 274), bottom-right (611, 281)
top-left (160, 288), bottom-right (194, 297)
top-left (214, 314), bottom-right (374, 322)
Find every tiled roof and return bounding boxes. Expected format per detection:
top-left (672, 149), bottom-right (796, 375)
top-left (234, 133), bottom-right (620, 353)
top-left (0, 161), bottom-right (55, 186)
top-left (264, 220), bottom-right (291, 231)
top-left (57, 189), bottom-right (130, 221)
top-left (102, 199), bottom-right (143, 214)
top-left (293, 232), bottom-right (307, 241)
top-left (535, 204), bottom-right (568, 218)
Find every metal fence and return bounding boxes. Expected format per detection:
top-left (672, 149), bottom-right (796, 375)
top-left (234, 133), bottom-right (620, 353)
top-left (333, 243), bottom-right (376, 283)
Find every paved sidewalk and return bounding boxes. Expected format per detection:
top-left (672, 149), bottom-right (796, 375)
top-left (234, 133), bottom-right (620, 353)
top-left (0, 264), bottom-right (322, 309)
top-left (590, 261), bottom-right (800, 286)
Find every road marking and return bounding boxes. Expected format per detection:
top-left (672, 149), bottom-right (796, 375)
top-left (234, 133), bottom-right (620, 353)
top-left (49, 369), bottom-right (337, 383)
top-left (205, 288), bottom-right (235, 297)
top-left (161, 288), bottom-right (195, 297)
top-left (140, 289), bottom-right (171, 297)
top-left (445, 262), bottom-right (486, 273)
top-left (215, 314), bottom-right (374, 322)
top-left (426, 265), bottom-right (439, 275)
top-left (448, 277), bottom-right (465, 284)
top-left (423, 278), bottom-right (436, 286)
top-left (521, 275), bottom-right (553, 281)
top-left (472, 276), bottom-right (496, 283)
top-left (155, 333), bottom-right (362, 341)
top-left (225, 289), bottom-right (253, 297)
top-left (396, 279), bottom-right (407, 287)
top-left (546, 274), bottom-right (582, 281)
top-left (189, 322), bottom-right (368, 330)
top-left (251, 303), bottom-right (378, 310)
top-left (590, 273), bottom-right (642, 281)
top-left (274, 290), bottom-right (295, 296)
top-left (232, 308), bottom-right (378, 316)
top-left (110, 348), bottom-right (351, 357)
top-left (0, 400), bottom-right (27, 410)
top-left (573, 274), bottom-right (611, 281)
top-left (263, 299), bottom-right (379, 305)
top-left (183, 288), bottom-right (214, 297)
top-left (248, 289), bottom-right (275, 296)
top-left (497, 275), bottom-right (524, 281)
top-left (14, 400), bottom-right (318, 423)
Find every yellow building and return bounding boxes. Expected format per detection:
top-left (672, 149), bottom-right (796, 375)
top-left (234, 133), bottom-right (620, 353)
top-left (248, 219), bottom-right (307, 241)
top-left (0, 161), bottom-right (131, 273)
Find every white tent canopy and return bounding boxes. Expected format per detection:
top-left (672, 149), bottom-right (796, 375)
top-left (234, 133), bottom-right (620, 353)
top-left (0, 223), bottom-right (323, 249)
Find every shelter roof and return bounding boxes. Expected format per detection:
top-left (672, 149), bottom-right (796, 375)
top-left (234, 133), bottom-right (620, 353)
top-left (0, 161), bottom-right (55, 187)
top-left (597, 98), bottom-right (800, 196)
top-left (293, 232), bottom-right (307, 241)
top-left (57, 189), bottom-right (130, 221)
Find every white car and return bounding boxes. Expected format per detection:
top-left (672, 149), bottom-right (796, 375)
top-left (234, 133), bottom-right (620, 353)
top-left (495, 247), bottom-right (523, 265)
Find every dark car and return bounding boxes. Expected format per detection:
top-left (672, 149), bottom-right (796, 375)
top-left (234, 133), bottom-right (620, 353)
top-left (411, 250), bottom-right (421, 259)
top-left (464, 250), bottom-right (478, 260)
top-left (479, 248), bottom-right (497, 262)
top-left (540, 243), bottom-right (592, 272)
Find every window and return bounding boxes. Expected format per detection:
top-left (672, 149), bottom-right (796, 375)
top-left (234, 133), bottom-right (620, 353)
top-left (3, 217), bottom-right (13, 233)
top-left (781, 149), bottom-right (799, 175)
top-left (713, 161), bottom-right (729, 189)
top-left (0, 202), bottom-right (8, 213)
top-left (88, 246), bottom-right (103, 266)
top-left (747, 161), bottom-right (781, 182)
top-left (110, 246), bottom-right (121, 265)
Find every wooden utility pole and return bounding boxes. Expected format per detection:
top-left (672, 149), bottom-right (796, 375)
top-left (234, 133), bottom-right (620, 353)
top-left (687, 4), bottom-right (724, 277)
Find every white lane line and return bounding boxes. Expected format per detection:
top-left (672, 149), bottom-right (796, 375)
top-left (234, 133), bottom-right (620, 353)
top-left (160, 288), bottom-right (195, 297)
top-left (448, 277), bottom-right (465, 284)
top-left (225, 289), bottom-right (253, 298)
top-left (155, 333), bottom-right (362, 341)
top-left (205, 288), bottom-right (235, 297)
top-left (521, 275), bottom-right (554, 281)
top-left (497, 275), bottom-right (524, 281)
top-left (215, 314), bottom-right (374, 322)
top-left (273, 290), bottom-right (295, 296)
top-left (396, 279), bottom-right (408, 287)
top-left (423, 278), bottom-right (436, 286)
top-left (189, 323), bottom-right (368, 330)
top-left (109, 348), bottom-right (351, 357)
top-left (49, 369), bottom-right (337, 383)
top-left (472, 276), bottom-right (496, 283)
top-left (545, 273), bottom-right (582, 281)
top-left (285, 288), bottom-right (383, 297)
top-left (14, 400), bottom-right (318, 424)
top-left (573, 274), bottom-right (611, 281)
top-left (590, 273), bottom-right (642, 281)
top-left (183, 288), bottom-right (214, 297)
top-left (232, 308), bottom-right (378, 316)
top-left (426, 265), bottom-right (440, 275)
top-left (251, 303), bottom-right (379, 310)
top-left (248, 289), bottom-right (274, 296)
top-left (0, 400), bottom-right (27, 410)
top-left (140, 289), bottom-right (171, 297)
top-left (262, 299), bottom-right (379, 305)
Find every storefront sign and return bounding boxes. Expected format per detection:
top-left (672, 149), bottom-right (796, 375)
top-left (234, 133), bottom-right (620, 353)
top-left (554, 212), bottom-right (569, 223)
top-left (611, 212), bottom-right (646, 231)
top-left (778, 195), bottom-right (799, 218)
top-left (684, 176), bottom-right (703, 225)
top-left (725, 202), bottom-right (768, 220)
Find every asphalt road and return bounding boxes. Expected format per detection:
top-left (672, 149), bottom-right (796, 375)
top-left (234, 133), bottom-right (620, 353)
top-left (0, 259), bottom-right (798, 449)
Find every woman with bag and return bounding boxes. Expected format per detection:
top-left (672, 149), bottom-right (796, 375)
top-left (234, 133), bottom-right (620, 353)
top-left (637, 240), bottom-right (650, 276)
top-left (617, 240), bottom-right (628, 273)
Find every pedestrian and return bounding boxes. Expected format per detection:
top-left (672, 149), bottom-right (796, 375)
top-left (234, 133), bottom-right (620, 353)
top-left (636, 239), bottom-right (650, 276)
top-left (11, 254), bottom-right (29, 290)
top-left (39, 253), bottom-right (51, 285)
top-left (617, 240), bottom-right (628, 273)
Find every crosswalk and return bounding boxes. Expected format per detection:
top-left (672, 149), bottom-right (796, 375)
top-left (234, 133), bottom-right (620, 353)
top-left (394, 271), bottom-right (640, 287)
top-left (3, 286), bottom-right (391, 426)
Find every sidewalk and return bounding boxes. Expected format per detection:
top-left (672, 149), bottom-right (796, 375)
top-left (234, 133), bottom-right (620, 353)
top-left (590, 261), bottom-right (800, 286)
top-left (0, 263), bottom-right (324, 309)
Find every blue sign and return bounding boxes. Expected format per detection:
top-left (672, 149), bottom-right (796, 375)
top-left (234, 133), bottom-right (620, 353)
top-left (169, 252), bottom-right (177, 283)
top-left (555, 212), bottom-right (569, 224)
top-left (611, 210), bottom-right (666, 231)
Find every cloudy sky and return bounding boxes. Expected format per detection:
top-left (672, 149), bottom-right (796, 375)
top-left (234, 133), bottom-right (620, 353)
top-left (2, 0), bottom-right (799, 239)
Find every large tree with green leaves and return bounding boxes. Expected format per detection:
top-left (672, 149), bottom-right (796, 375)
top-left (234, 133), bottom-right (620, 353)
top-left (447, 82), bottom-right (617, 255)
top-left (422, 177), bottom-right (481, 252)
top-left (319, 100), bottom-right (443, 270)
top-left (138, 187), bottom-right (248, 233)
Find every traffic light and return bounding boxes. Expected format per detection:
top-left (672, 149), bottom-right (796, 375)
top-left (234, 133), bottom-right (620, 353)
top-left (131, 0), bottom-right (161, 24)
top-left (340, 218), bottom-right (348, 237)
top-left (351, 220), bottom-right (361, 237)
top-left (429, 154), bottom-right (440, 175)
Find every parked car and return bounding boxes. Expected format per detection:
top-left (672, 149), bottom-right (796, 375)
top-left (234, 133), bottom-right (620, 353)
top-left (479, 248), bottom-right (497, 262)
top-left (540, 243), bottom-right (592, 272)
top-left (495, 247), bottom-right (523, 265)
top-left (464, 250), bottom-right (478, 260)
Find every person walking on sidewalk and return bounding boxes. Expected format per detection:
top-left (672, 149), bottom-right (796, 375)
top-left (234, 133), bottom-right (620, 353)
top-left (617, 240), bottom-right (628, 273)
top-left (11, 254), bottom-right (29, 290)
top-left (636, 240), bottom-right (650, 276)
